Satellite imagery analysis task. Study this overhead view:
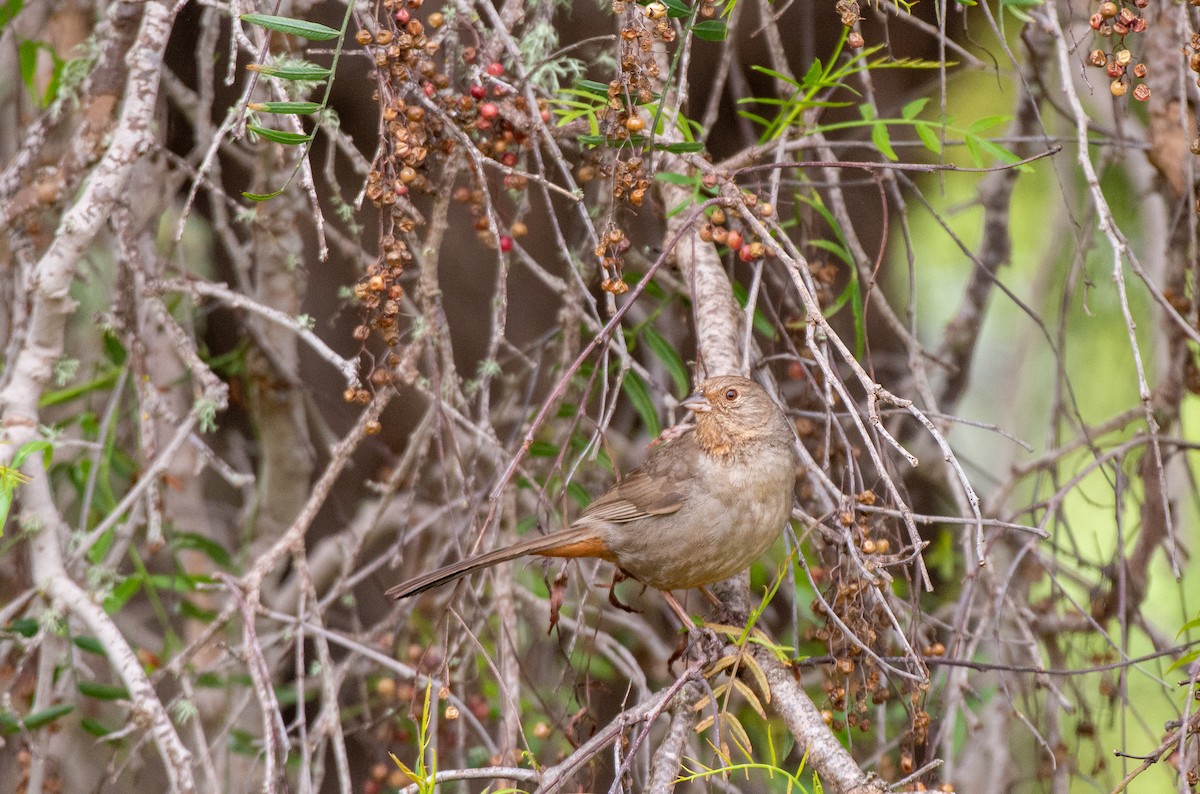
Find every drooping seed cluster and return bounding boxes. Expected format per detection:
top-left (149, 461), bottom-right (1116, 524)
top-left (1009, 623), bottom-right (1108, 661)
top-left (350, 0), bottom-right (547, 391)
top-left (1085, 0), bottom-right (1151, 101)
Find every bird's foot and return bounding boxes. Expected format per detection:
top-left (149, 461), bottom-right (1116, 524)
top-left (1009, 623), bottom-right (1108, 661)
top-left (667, 622), bottom-right (726, 673)
top-left (606, 569), bottom-right (641, 613)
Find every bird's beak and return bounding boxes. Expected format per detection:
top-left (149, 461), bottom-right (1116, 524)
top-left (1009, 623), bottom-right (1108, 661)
top-left (680, 391), bottom-right (712, 414)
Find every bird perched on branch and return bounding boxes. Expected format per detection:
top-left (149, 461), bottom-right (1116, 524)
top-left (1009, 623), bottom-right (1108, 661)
top-left (387, 375), bottom-right (796, 603)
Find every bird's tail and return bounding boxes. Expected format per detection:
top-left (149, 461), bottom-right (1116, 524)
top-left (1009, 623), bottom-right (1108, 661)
top-left (386, 526), bottom-right (613, 599)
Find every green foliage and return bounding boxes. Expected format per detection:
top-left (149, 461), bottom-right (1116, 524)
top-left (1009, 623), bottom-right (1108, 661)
top-left (390, 682), bottom-right (439, 793)
top-left (1169, 613), bottom-right (1200, 672)
top-left (245, 60), bottom-right (331, 83)
top-left (819, 98), bottom-right (1027, 170)
top-left (792, 189), bottom-right (864, 358)
top-left (238, 9), bottom-right (353, 200)
top-left (641, 326), bottom-right (690, 394)
top-left (78, 681), bottom-right (130, 701)
top-left (551, 79), bottom-right (704, 153)
top-left (0, 0), bottom-right (24, 31)
top-left (731, 280), bottom-right (779, 342)
top-left (685, 690), bottom-right (817, 790)
top-left (238, 14), bottom-right (339, 40)
top-left (17, 38), bottom-right (63, 108)
top-left (621, 371), bottom-right (660, 437)
top-left (247, 100), bottom-right (323, 115)
top-left (0, 703), bottom-right (75, 734)
top-left (690, 19), bottom-right (727, 41)
top-left (738, 30), bottom-right (943, 143)
top-left (71, 634), bottom-right (106, 656)
top-left (0, 439), bottom-right (53, 535)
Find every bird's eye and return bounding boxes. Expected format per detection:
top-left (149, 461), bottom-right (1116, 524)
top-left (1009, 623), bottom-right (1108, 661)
top-left (724, 388), bottom-right (739, 401)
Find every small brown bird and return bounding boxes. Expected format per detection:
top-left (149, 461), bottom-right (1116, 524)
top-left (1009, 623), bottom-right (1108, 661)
top-left (387, 375), bottom-right (796, 600)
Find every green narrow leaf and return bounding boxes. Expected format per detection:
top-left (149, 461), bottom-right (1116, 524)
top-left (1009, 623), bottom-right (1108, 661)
top-left (661, 0), bottom-right (692, 17)
top-left (81, 717), bottom-right (119, 739)
top-left (642, 328), bottom-right (690, 395)
top-left (172, 532), bottom-right (234, 569)
top-left (620, 373), bottom-right (661, 438)
top-left (800, 59), bottom-right (824, 90)
top-left (750, 64), bottom-right (804, 91)
top-left (78, 681), bottom-right (131, 701)
top-left (963, 134), bottom-right (983, 167)
top-left (20, 703), bottom-right (75, 731)
top-left (243, 188), bottom-right (286, 201)
top-left (179, 599), bottom-right (218, 623)
top-left (5, 618), bottom-right (39, 637)
top-left (247, 125), bottom-right (312, 145)
top-left (690, 20), bottom-right (727, 41)
top-left (89, 525), bottom-right (116, 563)
top-left (736, 110), bottom-right (772, 127)
top-left (914, 122), bottom-right (943, 155)
top-left (901, 97), bottom-right (929, 120)
top-left (972, 136), bottom-right (1026, 169)
top-left (0, 489), bottom-right (14, 536)
top-left (40, 369), bottom-right (121, 407)
top-left (566, 480), bottom-right (590, 508)
top-left (12, 439), bottom-right (52, 470)
top-left (654, 172), bottom-right (700, 186)
top-left (1167, 648), bottom-right (1200, 674)
top-left (240, 13), bottom-right (340, 41)
top-left (570, 79), bottom-right (612, 98)
top-left (871, 122), bottom-right (898, 161)
top-left (731, 281), bottom-right (778, 341)
top-left (1178, 614), bottom-right (1200, 637)
top-left (656, 141), bottom-right (705, 153)
top-left (966, 114), bottom-right (1011, 134)
top-left (808, 238), bottom-right (853, 267)
top-left (0, 0), bottom-right (25, 30)
top-left (103, 574), bottom-right (142, 613)
top-left (72, 635), bottom-right (107, 656)
top-left (246, 62), bottom-right (331, 81)
top-left (17, 39), bottom-right (39, 101)
top-left (247, 100), bottom-right (323, 115)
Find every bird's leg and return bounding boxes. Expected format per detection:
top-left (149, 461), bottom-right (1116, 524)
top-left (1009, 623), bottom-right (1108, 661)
top-left (606, 569), bottom-right (640, 613)
top-left (662, 590), bottom-right (697, 627)
top-left (663, 591), bottom-right (724, 670)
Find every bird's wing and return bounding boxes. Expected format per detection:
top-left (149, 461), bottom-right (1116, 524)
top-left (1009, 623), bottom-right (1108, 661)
top-left (575, 435), bottom-right (696, 524)
top-left (579, 470), bottom-right (685, 523)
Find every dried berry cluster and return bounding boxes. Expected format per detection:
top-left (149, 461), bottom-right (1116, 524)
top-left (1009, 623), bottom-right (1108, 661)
top-left (696, 199), bottom-right (775, 264)
top-left (836, 0), bottom-right (864, 49)
top-left (1187, 33), bottom-right (1200, 93)
top-left (353, 0), bottom-right (442, 367)
top-left (805, 494), bottom-right (943, 784)
top-left (351, 0), bottom-right (547, 381)
top-left (1085, 0), bottom-right (1150, 100)
top-left (587, 155), bottom-right (650, 294)
top-left (594, 225), bottom-right (632, 295)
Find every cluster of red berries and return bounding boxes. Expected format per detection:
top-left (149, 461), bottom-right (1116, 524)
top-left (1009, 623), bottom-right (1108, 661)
top-left (696, 201), bottom-right (775, 263)
top-left (1086, 0), bottom-right (1150, 100)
